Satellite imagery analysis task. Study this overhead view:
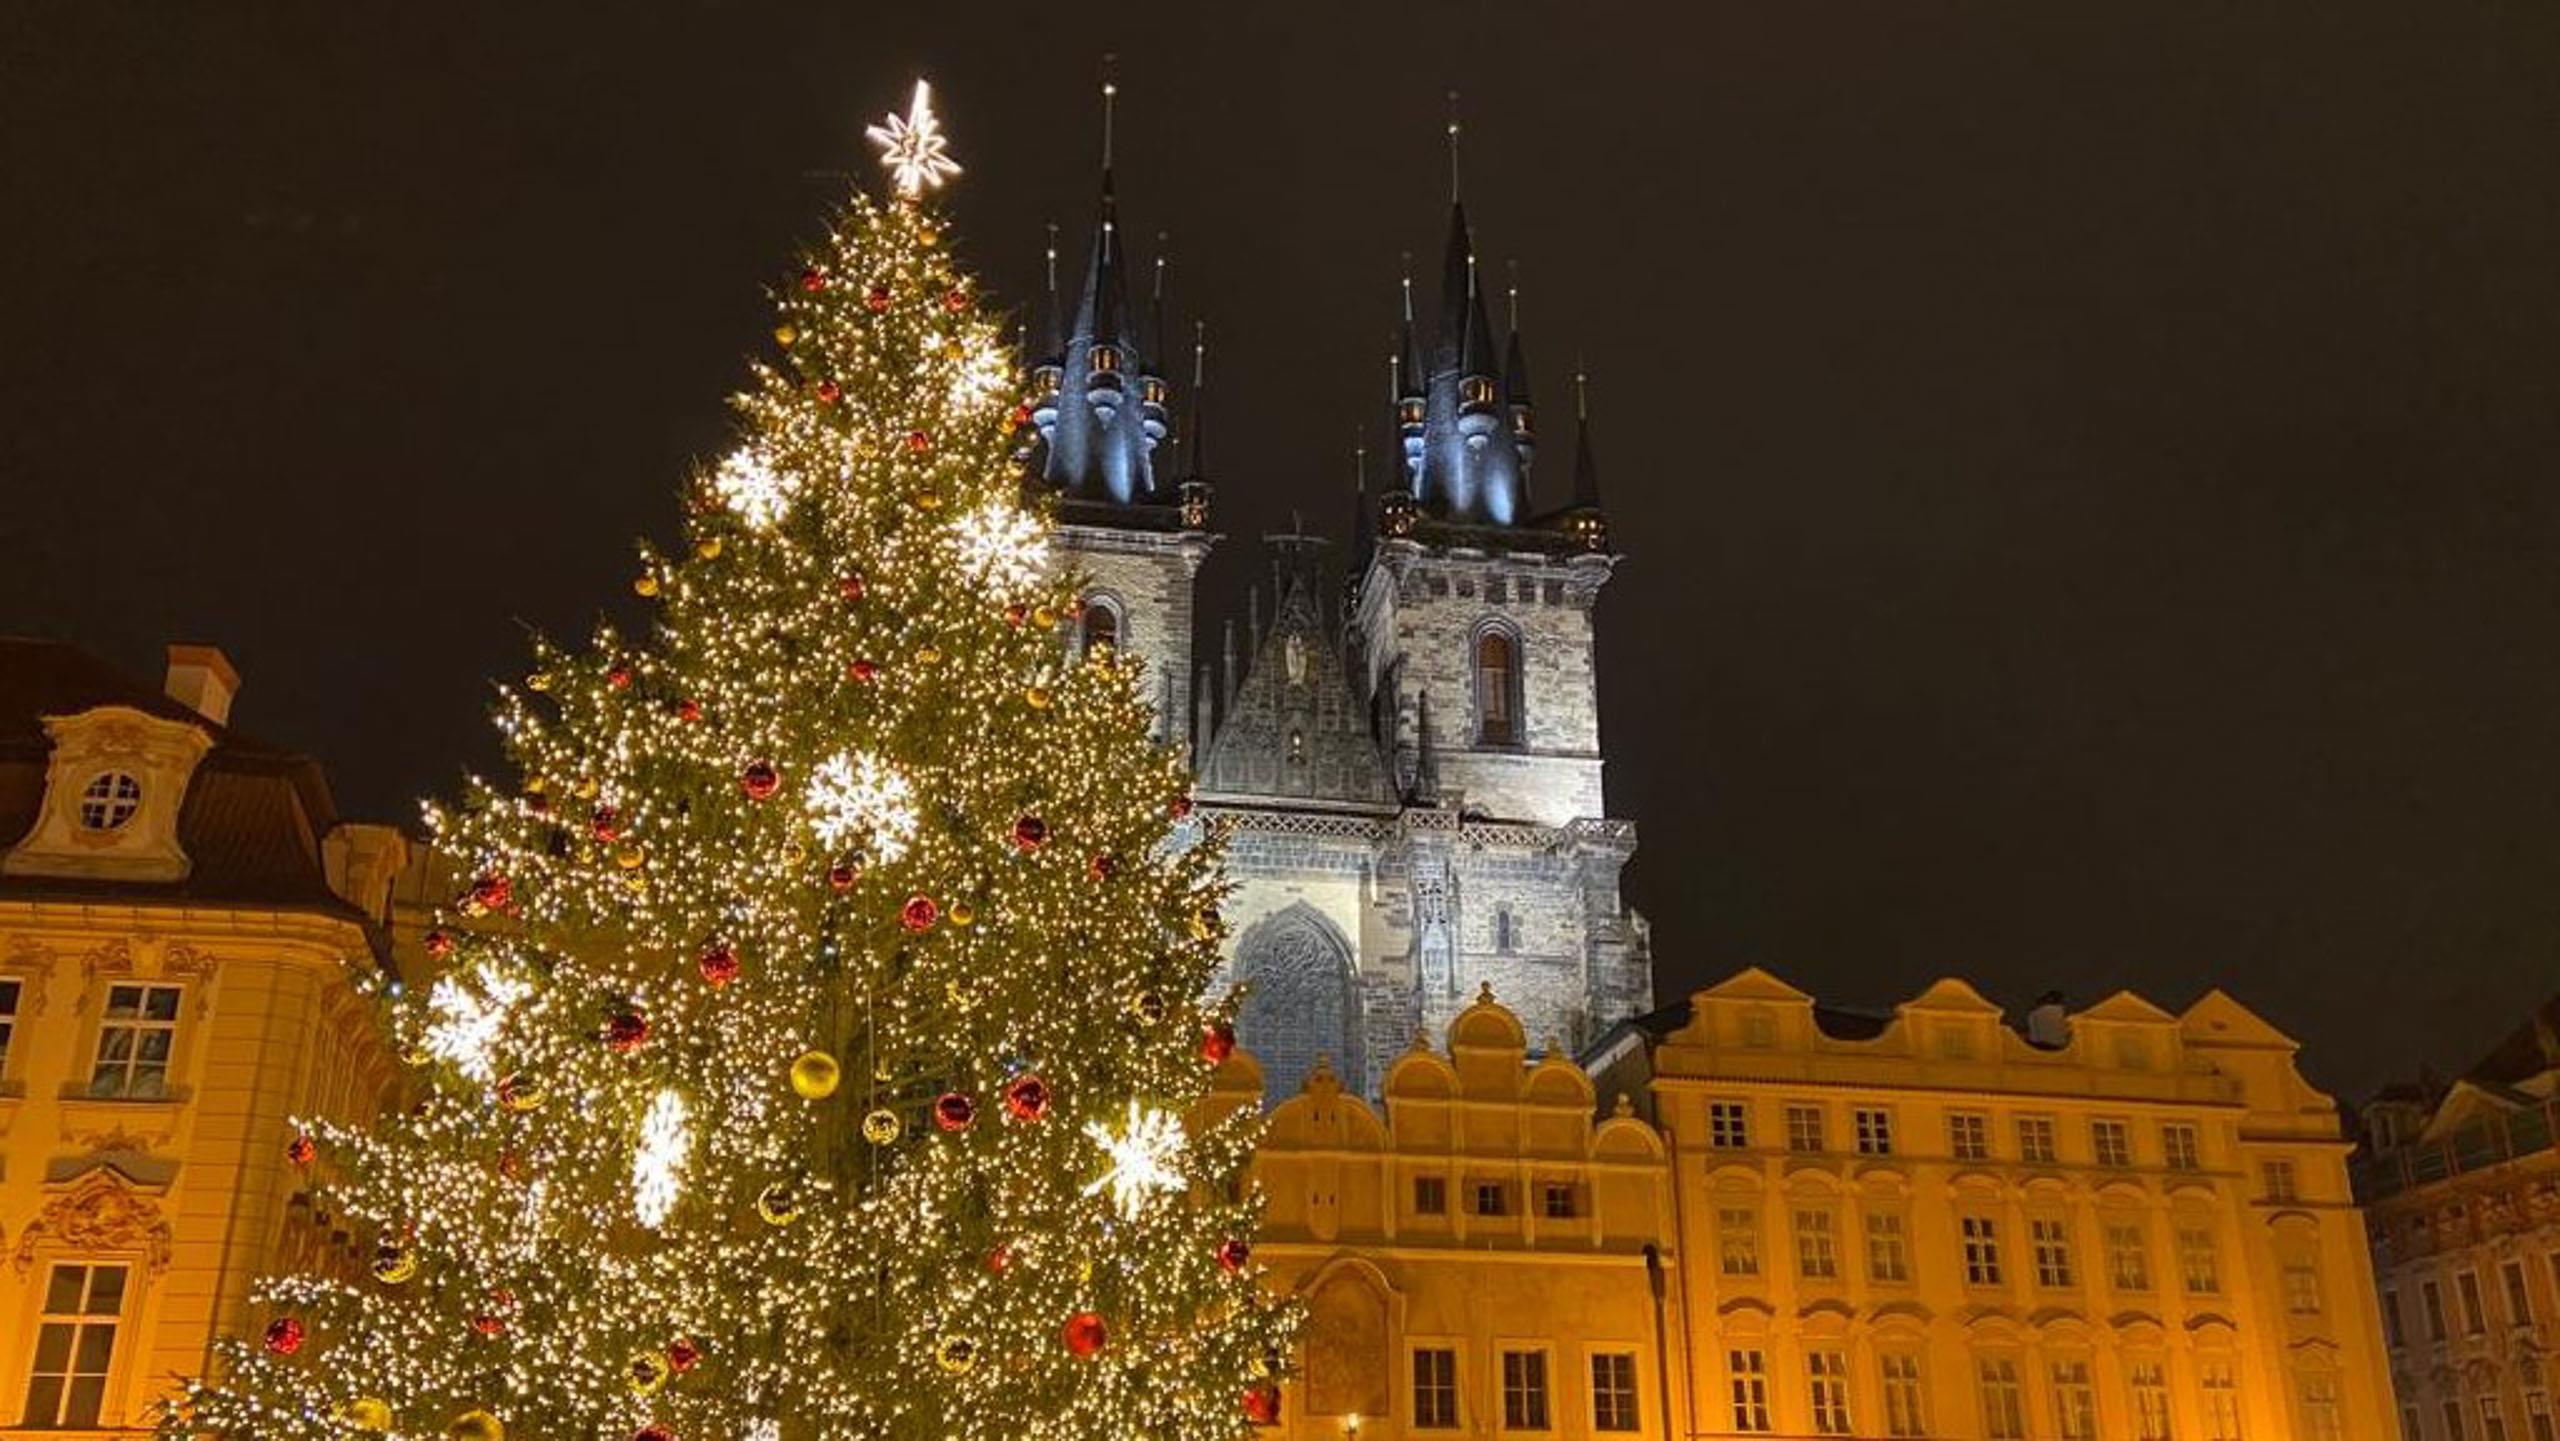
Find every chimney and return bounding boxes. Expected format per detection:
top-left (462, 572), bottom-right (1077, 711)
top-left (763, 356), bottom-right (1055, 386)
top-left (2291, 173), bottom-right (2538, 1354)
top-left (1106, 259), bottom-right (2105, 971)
top-left (165, 644), bottom-right (241, 727)
top-left (2026, 990), bottom-right (2071, 1049)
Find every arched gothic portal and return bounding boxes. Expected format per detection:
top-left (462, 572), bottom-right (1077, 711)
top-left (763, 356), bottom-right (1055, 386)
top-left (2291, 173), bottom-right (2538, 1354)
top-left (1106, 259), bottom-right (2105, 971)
top-left (1232, 902), bottom-right (1364, 1103)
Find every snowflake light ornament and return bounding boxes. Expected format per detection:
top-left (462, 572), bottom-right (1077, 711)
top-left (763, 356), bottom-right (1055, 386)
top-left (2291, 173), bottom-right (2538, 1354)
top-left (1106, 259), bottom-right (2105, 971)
top-left (632, 1088), bottom-right (690, 1230)
top-left (1083, 1099), bottom-right (1186, 1220)
top-left (711, 447), bottom-right (795, 530)
top-left (804, 751), bottom-right (921, 862)
top-left (953, 499), bottom-right (1049, 592)
top-left (866, 79), bottom-right (962, 197)
top-left (422, 967), bottom-right (531, 1084)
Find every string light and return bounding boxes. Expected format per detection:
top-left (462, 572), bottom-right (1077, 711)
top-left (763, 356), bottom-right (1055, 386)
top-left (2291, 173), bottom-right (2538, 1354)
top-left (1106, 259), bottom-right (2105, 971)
top-left (632, 1088), bottom-right (691, 1229)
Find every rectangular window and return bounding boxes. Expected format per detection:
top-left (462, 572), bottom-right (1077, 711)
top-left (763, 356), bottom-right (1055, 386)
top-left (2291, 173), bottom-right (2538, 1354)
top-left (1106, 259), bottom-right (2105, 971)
top-left (2262, 1158), bottom-right (2299, 1202)
top-left (1866, 1212), bottom-right (1912, 1284)
top-left (1808, 1351), bottom-right (1853, 1436)
top-left (1709, 1101), bottom-right (1751, 1150)
top-left (1786, 1104), bottom-right (1827, 1154)
top-left (2423, 1279), bottom-right (2449, 1340)
top-left (2449, 1400), bottom-right (2472, 1441)
top-left (2524, 1390), bottom-right (2554, 1441)
top-left (2132, 1361), bottom-right (2172, 1441)
top-left (2107, 1223), bottom-right (2153, 1291)
top-left (1501, 1350), bottom-right (1550, 1432)
top-left (0, 975), bottom-right (21, 1074)
top-left (2092, 1118), bottom-right (2134, 1168)
top-left (1796, 1209), bottom-right (1839, 1280)
top-left (2203, 1361), bottom-right (2242, 1441)
top-left (90, 982), bottom-right (182, 1098)
top-left (1881, 1353), bottom-right (1927, 1438)
top-left (1728, 1349), bottom-right (1772, 1434)
top-left (2460, 1271), bottom-right (2489, 1334)
top-left (1542, 1183), bottom-right (1576, 1220)
top-left (2300, 1375), bottom-right (2345, 1441)
top-left (1590, 1353), bottom-right (1638, 1433)
top-left (2284, 1260), bottom-right (2324, 1315)
top-left (1856, 1106), bottom-right (1895, 1156)
top-left (2503, 1259), bottom-right (2534, 1325)
top-left (2051, 1360), bottom-right (2098, 1441)
top-left (1413, 1348), bottom-right (1460, 1430)
top-left (1948, 1111), bottom-right (1991, 1161)
top-left (2411, 1408), bottom-right (2430, 1441)
top-left (22, 1263), bottom-right (126, 1428)
top-left (1474, 1182), bottom-right (1509, 1217)
top-left (2163, 1122), bottom-right (2202, 1171)
top-left (1719, 1208), bottom-right (1762, 1277)
top-left (2032, 1218), bottom-right (2076, 1288)
top-left (1963, 1215), bottom-right (2004, 1286)
top-left (2178, 1225), bottom-right (2221, 1294)
top-left (2383, 1287), bottom-right (2406, 1348)
top-left (2018, 1115), bottom-right (2058, 1164)
top-left (2485, 1399), bottom-right (2512, 1441)
top-left (1414, 1176), bottom-right (1447, 1216)
top-left (1978, 1357), bottom-right (2027, 1440)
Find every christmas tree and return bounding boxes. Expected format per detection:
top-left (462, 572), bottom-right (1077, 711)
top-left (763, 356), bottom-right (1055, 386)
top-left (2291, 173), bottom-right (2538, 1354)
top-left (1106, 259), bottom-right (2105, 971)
top-left (168, 82), bottom-right (1294, 1441)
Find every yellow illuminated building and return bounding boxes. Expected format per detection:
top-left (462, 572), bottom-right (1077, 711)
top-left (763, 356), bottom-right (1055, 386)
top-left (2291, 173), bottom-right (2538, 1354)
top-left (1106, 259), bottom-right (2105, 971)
top-left (0, 640), bottom-right (404, 1435)
top-left (1244, 969), bottom-right (2397, 1440)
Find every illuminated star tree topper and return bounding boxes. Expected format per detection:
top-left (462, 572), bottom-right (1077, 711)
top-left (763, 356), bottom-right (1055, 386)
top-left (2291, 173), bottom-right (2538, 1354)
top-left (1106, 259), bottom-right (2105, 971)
top-left (866, 78), bottom-right (962, 196)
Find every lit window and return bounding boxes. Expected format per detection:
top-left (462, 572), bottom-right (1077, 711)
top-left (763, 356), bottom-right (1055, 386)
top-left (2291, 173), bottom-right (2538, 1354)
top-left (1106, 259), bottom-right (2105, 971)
top-left (1855, 1107), bottom-right (1895, 1156)
top-left (23, 1263), bottom-right (126, 1428)
top-left (2299, 1374), bottom-right (2344, 1441)
top-left (2051, 1360), bottom-right (2098, 1441)
top-left (2284, 1259), bottom-right (2324, 1315)
top-left (1501, 1350), bottom-right (1550, 1432)
top-left (2018, 1115), bottom-right (2058, 1163)
top-left (1795, 1209), bottom-right (1839, 1280)
top-left (2460, 1271), bottom-right (2489, 1333)
top-left (2504, 1259), bottom-right (2535, 1325)
top-left (1728, 1349), bottom-right (1772, 1434)
top-left (2106, 1223), bottom-right (2152, 1291)
top-left (0, 976), bottom-right (21, 1075)
top-left (1080, 600), bottom-right (1119, 656)
top-left (1718, 1208), bottom-right (1761, 1277)
top-left (2178, 1226), bottom-right (2222, 1295)
top-left (2483, 1398), bottom-right (2511, 1441)
top-left (1948, 1112), bottom-right (1991, 1161)
top-left (1472, 1182), bottom-right (1508, 1217)
top-left (2031, 1218), bottom-right (2076, 1289)
top-left (1541, 1183), bottom-right (1575, 1220)
top-left (2422, 1279), bottom-right (2448, 1339)
top-left (1414, 1176), bottom-right (1447, 1216)
top-left (91, 983), bottom-right (182, 1098)
top-left (2522, 1390), bottom-right (2552, 1441)
top-left (1881, 1354), bottom-right (1927, 1438)
top-left (1978, 1357), bottom-right (2027, 1440)
top-left (2203, 1362), bottom-right (2242, 1441)
top-left (1786, 1104), bottom-right (1826, 1154)
top-left (2132, 1361), bottom-right (2172, 1441)
top-left (1808, 1351), bottom-right (1853, 1436)
top-left (77, 772), bottom-right (142, 832)
top-left (1865, 1212), bottom-right (1911, 1284)
top-left (1413, 1348), bottom-right (1459, 1430)
top-left (2163, 1122), bottom-right (2201, 1171)
top-left (1708, 1101), bottom-right (1751, 1150)
top-left (1962, 1215), bottom-right (2003, 1286)
top-left (2262, 1158), bottom-right (2299, 1201)
top-left (2092, 1119), bottom-right (2133, 1168)
top-left (1591, 1354), bottom-right (1639, 1433)
top-left (1474, 628), bottom-right (1521, 747)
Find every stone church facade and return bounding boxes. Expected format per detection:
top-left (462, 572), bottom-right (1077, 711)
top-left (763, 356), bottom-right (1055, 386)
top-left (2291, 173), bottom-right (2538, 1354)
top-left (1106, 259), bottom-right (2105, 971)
top-left (1021, 162), bottom-right (1651, 1103)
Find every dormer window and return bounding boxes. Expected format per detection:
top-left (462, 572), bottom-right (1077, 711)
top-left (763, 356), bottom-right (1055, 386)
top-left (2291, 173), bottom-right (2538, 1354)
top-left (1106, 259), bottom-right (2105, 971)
top-left (1089, 345), bottom-right (1122, 375)
top-left (77, 772), bottom-right (142, 832)
top-left (1461, 375), bottom-right (1497, 408)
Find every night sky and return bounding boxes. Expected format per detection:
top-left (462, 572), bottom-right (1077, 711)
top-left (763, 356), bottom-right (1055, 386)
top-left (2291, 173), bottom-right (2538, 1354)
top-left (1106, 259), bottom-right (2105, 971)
top-left (4, 4), bottom-right (2553, 1100)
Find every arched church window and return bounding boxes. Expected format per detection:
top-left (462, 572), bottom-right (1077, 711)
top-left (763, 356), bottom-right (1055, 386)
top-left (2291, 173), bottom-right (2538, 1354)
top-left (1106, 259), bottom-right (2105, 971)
top-left (1080, 597), bottom-right (1121, 657)
top-left (1474, 625), bottom-right (1522, 748)
top-left (1493, 904), bottom-right (1517, 953)
top-left (1234, 904), bottom-right (1363, 1102)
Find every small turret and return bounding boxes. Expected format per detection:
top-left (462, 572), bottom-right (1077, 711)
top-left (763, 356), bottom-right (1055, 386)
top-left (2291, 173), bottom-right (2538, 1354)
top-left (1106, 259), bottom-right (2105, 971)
top-left (1177, 322), bottom-right (1212, 529)
top-left (1503, 265), bottom-right (1536, 480)
top-left (1138, 241), bottom-right (1171, 481)
top-left (1396, 264), bottom-right (1427, 479)
top-left (1561, 367), bottom-right (1608, 553)
top-left (1029, 223), bottom-right (1065, 443)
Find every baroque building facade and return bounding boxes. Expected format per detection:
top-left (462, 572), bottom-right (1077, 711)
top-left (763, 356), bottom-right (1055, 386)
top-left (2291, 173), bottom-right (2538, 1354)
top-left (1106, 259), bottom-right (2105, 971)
top-left (2356, 995), bottom-right (2560, 1441)
top-left (0, 640), bottom-right (404, 1432)
top-left (1024, 158), bottom-right (1649, 1105)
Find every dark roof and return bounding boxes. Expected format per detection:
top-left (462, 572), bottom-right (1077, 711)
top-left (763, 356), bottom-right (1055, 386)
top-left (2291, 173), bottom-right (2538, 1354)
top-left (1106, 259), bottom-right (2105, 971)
top-left (0, 637), bottom-right (368, 922)
top-left (2462, 993), bottom-right (2560, 1089)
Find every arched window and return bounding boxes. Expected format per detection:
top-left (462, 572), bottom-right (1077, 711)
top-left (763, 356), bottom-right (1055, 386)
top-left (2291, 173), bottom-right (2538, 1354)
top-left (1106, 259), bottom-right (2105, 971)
top-left (1493, 905), bottom-right (1517, 953)
top-left (1474, 625), bottom-right (1522, 747)
top-left (1080, 597), bottom-right (1121, 657)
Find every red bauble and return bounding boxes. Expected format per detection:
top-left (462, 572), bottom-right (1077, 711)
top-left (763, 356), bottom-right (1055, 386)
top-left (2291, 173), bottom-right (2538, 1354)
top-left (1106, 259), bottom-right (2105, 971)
top-left (816, 379), bottom-right (843, 404)
top-left (667, 1336), bottom-right (702, 1372)
top-left (424, 928), bottom-right (456, 960)
top-left (470, 872), bottom-right (512, 911)
top-left (1088, 852), bottom-right (1118, 881)
top-left (864, 284), bottom-right (892, 313)
top-left (634, 1428), bottom-right (675, 1441)
top-left (903, 429), bottom-right (932, 455)
top-left (591, 807), bottom-right (622, 843)
top-left (286, 1132), bottom-right (317, 1168)
top-left (933, 1092), bottom-right (976, 1132)
top-left (604, 1011), bottom-right (649, 1053)
top-left (900, 894), bottom-right (939, 931)
top-left (1217, 1238), bottom-right (1252, 1273)
top-left (942, 287), bottom-right (970, 312)
top-left (1010, 815), bottom-right (1048, 851)
top-left (1061, 1311), bottom-right (1108, 1357)
top-left (676, 698), bottom-right (702, 723)
top-left (608, 667), bottom-right (634, 689)
top-left (848, 659), bottom-right (879, 683)
top-left (472, 1288), bottom-right (515, 1336)
top-left (1002, 1074), bottom-right (1051, 1121)
top-left (828, 863), bottom-right (860, 892)
top-left (800, 267), bottom-right (827, 292)
top-left (838, 573), bottom-right (867, 601)
top-left (1200, 1022), bottom-right (1237, 1065)
top-left (741, 761), bottom-right (781, 801)
top-left (1243, 1385), bottom-right (1281, 1425)
top-left (985, 1243), bottom-right (1012, 1274)
top-left (1170, 795), bottom-right (1195, 821)
top-left (1008, 403), bottom-right (1034, 429)
top-left (262, 1316), bottom-right (305, 1355)
top-left (1004, 602), bottom-right (1029, 627)
top-left (698, 941), bottom-right (739, 988)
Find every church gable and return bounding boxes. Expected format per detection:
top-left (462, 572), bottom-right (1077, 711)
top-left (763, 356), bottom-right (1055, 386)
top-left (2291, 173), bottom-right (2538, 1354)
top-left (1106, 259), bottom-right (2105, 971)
top-left (1198, 542), bottom-right (1395, 808)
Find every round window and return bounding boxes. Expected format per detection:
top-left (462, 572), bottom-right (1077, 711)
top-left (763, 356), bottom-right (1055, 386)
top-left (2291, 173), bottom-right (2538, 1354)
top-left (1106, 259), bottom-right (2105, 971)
top-left (78, 771), bottom-right (143, 831)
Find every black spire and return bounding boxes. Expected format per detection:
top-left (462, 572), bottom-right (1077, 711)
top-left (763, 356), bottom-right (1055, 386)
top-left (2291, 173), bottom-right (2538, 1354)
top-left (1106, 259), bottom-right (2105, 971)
top-left (1571, 368), bottom-right (1601, 509)
top-left (1182, 322), bottom-right (1208, 479)
top-left (1037, 222), bottom-right (1065, 363)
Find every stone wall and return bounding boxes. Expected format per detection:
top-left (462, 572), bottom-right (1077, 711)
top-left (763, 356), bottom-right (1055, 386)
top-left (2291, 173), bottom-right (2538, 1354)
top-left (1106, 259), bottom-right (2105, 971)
top-left (1053, 525), bottom-right (1211, 749)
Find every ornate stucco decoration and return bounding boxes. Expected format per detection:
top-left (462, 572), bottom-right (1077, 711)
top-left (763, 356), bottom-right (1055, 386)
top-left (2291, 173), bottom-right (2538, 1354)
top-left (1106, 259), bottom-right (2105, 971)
top-left (3, 705), bottom-right (212, 884)
top-left (13, 1169), bottom-right (174, 1276)
top-left (2, 935), bottom-right (61, 1015)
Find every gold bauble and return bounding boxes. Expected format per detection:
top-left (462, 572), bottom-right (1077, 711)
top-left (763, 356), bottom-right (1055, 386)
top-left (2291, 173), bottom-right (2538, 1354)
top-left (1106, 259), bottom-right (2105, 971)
top-left (911, 490), bottom-right (943, 511)
top-left (575, 777), bottom-right (600, 800)
top-left (524, 774), bottom-right (548, 794)
top-left (774, 324), bottom-right (798, 345)
top-left (944, 341), bottom-right (968, 361)
top-left (756, 1181), bottom-right (800, 1225)
top-left (789, 1050), bottom-right (842, 1100)
top-left (948, 902), bottom-right (974, 928)
top-left (1129, 990), bottom-right (1167, 1024)
top-left (1031, 605), bottom-right (1058, 630)
top-left (620, 869), bottom-right (647, 894)
top-left (448, 1410), bottom-right (503, 1441)
top-left (524, 672), bottom-right (553, 693)
top-left (400, 1043), bottom-right (433, 1067)
top-left (1188, 908), bottom-right (1217, 941)
top-left (914, 646), bottom-right (942, 666)
top-left (616, 846), bottom-right (645, 870)
top-left (861, 1108), bottom-right (902, 1145)
top-left (336, 1397), bottom-right (393, 1431)
top-left (370, 1241), bottom-right (417, 1285)
top-left (498, 1073), bottom-right (546, 1112)
top-left (935, 1335), bottom-right (977, 1374)
top-left (694, 537), bottom-right (722, 560)
top-left (1024, 686), bottom-right (1052, 710)
top-left (919, 225), bottom-right (940, 246)
top-left (629, 1351), bottom-right (670, 1396)
top-left (781, 842), bottom-right (807, 866)
top-left (634, 574), bottom-right (660, 598)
